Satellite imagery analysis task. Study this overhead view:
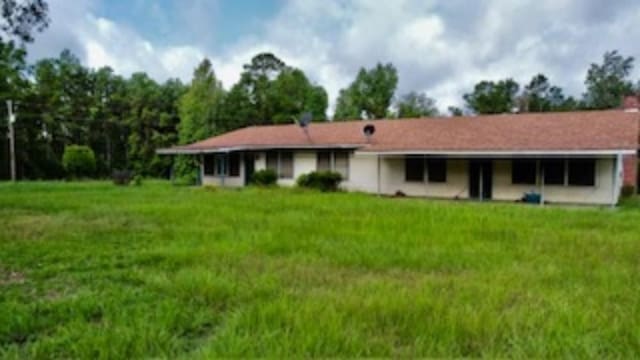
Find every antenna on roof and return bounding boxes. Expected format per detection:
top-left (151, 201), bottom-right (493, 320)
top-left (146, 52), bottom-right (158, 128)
top-left (297, 112), bottom-right (313, 137)
top-left (299, 112), bottom-right (312, 127)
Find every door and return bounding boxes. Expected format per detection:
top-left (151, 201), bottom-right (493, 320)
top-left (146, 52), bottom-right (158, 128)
top-left (469, 160), bottom-right (493, 200)
top-left (244, 153), bottom-right (255, 185)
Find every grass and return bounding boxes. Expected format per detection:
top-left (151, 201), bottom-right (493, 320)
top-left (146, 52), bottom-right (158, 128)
top-left (1, 181), bottom-right (639, 358)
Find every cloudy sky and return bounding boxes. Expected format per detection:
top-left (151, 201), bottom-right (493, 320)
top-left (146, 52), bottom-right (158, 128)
top-left (27, 0), bottom-right (640, 112)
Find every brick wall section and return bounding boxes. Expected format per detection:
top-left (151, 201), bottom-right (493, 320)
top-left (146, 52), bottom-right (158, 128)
top-left (623, 154), bottom-right (637, 187)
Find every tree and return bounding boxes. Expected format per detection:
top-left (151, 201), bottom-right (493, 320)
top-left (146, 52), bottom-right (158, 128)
top-left (583, 50), bottom-right (635, 109)
top-left (178, 58), bottom-right (225, 142)
top-left (242, 52), bottom-right (286, 80)
top-left (219, 81), bottom-right (255, 131)
top-left (395, 92), bottom-right (438, 118)
top-left (333, 88), bottom-right (360, 120)
top-left (239, 52), bottom-right (286, 125)
top-left (220, 52), bottom-right (327, 127)
top-left (1, 0), bottom-right (50, 43)
top-left (334, 63), bottom-right (398, 120)
top-left (463, 79), bottom-right (519, 114)
top-left (24, 50), bottom-right (96, 178)
top-left (520, 74), bottom-right (578, 112)
top-left (89, 66), bottom-right (129, 174)
top-left (0, 40), bottom-right (28, 179)
top-left (270, 67), bottom-right (328, 123)
top-left (175, 58), bottom-right (225, 182)
top-left (448, 106), bottom-right (464, 117)
top-left (62, 145), bottom-right (95, 178)
top-left (125, 73), bottom-right (185, 177)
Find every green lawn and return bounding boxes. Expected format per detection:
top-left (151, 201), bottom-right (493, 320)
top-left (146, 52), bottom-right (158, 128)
top-left (1, 181), bottom-right (639, 358)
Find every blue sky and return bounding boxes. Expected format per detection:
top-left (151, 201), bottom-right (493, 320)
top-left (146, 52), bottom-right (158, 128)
top-left (26, 0), bottom-right (640, 112)
top-left (93, 1), bottom-right (282, 50)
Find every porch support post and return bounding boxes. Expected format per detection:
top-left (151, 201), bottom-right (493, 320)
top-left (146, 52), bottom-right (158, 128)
top-left (479, 164), bottom-right (483, 201)
top-left (220, 153), bottom-right (227, 187)
top-left (377, 155), bottom-right (381, 196)
top-left (423, 155), bottom-right (428, 197)
top-left (538, 159), bottom-right (545, 206)
top-left (612, 154), bottom-right (622, 207)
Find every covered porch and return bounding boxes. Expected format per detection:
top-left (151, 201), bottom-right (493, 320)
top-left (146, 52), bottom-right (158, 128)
top-left (365, 151), bottom-right (629, 206)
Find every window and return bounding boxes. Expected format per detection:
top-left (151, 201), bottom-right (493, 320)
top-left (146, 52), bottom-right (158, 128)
top-left (203, 154), bottom-right (215, 175)
top-left (405, 157), bottom-right (424, 182)
top-left (427, 159), bottom-right (447, 183)
top-left (316, 151), bottom-right (350, 179)
top-left (568, 159), bottom-right (595, 186)
top-left (279, 152), bottom-right (293, 178)
top-left (542, 159), bottom-right (565, 185)
top-left (214, 154), bottom-right (226, 176)
top-left (405, 157), bottom-right (447, 183)
top-left (266, 151), bottom-right (294, 179)
top-left (229, 153), bottom-right (240, 177)
top-left (511, 160), bottom-right (537, 185)
top-left (334, 152), bottom-right (349, 179)
top-left (317, 152), bottom-right (331, 172)
top-left (266, 151), bottom-right (278, 172)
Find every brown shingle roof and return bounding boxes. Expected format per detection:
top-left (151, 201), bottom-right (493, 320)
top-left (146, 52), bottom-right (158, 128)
top-left (166, 110), bottom-right (639, 153)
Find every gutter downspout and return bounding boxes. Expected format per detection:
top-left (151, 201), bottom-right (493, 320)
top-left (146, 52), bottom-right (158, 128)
top-left (538, 159), bottom-right (545, 207)
top-left (612, 153), bottom-right (622, 207)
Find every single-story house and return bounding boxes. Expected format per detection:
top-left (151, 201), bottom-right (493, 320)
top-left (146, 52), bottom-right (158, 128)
top-left (158, 103), bottom-right (640, 206)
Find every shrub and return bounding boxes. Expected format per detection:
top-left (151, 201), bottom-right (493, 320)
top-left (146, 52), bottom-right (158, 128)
top-left (112, 170), bottom-right (133, 186)
top-left (296, 171), bottom-right (343, 192)
top-left (251, 169), bottom-right (278, 186)
top-left (132, 175), bottom-right (143, 186)
top-left (621, 185), bottom-right (636, 199)
top-left (62, 145), bottom-right (96, 178)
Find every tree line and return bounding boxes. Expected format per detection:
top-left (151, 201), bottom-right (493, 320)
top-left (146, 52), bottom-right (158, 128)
top-left (333, 50), bottom-right (638, 119)
top-left (1, 0), bottom-right (638, 180)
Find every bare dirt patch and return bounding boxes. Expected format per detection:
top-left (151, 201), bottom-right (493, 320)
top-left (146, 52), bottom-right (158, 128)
top-left (0, 266), bottom-right (26, 285)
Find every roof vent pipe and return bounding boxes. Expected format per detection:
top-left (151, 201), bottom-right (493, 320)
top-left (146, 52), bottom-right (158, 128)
top-left (363, 124), bottom-right (376, 143)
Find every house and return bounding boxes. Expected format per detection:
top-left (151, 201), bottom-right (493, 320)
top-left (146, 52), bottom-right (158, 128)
top-left (158, 101), bottom-right (640, 206)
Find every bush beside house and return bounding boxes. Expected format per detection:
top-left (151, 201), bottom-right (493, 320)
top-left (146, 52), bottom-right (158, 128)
top-left (251, 169), bottom-right (278, 186)
top-left (297, 171), bottom-right (343, 192)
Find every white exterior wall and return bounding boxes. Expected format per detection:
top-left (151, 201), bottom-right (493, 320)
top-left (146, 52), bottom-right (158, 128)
top-left (255, 152), bottom-right (266, 171)
top-left (342, 153), bottom-right (379, 193)
top-left (202, 155), bottom-right (245, 187)
top-left (375, 157), bottom-right (469, 198)
top-left (204, 150), bottom-right (621, 205)
top-left (492, 158), bottom-right (617, 205)
top-left (277, 151), bottom-right (316, 187)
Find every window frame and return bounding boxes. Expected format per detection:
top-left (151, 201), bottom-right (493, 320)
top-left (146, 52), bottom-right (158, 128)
top-left (214, 154), bottom-right (227, 176)
top-left (203, 154), bottom-right (215, 176)
top-left (405, 157), bottom-right (425, 182)
top-left (279, 151), bottom-right (294, 179)
top-left (316, 151), bottom-right (350, 180)
top-left (542, 159), bottom-right (565, 185)
top-left (567, 158), bottom-right (596, 187)
top-left (427, 158), bottom-right (447, 183)
top-left (266, 151), bottom-right (295, 179)
top-left (511, 159), bottom-right (537, 185)
top-left (228, 152), bottom-right (240, 177)
top-left (405, 156), bottom-right (447, 183)
top-left (540, 158), bottom-right (597, 187)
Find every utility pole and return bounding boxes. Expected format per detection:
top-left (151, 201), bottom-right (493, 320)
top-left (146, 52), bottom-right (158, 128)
top-left (6, 100), bottom-right (16, 181)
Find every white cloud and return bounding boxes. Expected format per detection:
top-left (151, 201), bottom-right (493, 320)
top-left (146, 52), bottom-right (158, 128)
top-left (26, 0), bottom-right (640, 115)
